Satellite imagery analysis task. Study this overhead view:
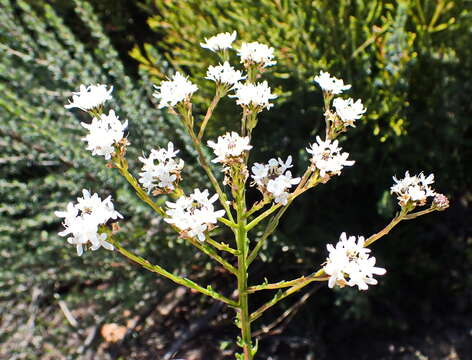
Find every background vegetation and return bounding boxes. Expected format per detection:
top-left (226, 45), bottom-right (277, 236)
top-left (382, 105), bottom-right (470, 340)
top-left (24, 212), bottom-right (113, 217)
top-left (1, 0), bottom-right (471, 359)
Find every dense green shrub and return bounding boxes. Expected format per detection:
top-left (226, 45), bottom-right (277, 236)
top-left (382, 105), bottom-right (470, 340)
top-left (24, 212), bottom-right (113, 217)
top-left (0, 0), bottom-right (207, 357)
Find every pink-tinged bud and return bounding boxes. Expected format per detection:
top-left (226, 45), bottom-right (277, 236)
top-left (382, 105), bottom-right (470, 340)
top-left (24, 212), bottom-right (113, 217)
top-left (433, 193), bottom-right (450, 210)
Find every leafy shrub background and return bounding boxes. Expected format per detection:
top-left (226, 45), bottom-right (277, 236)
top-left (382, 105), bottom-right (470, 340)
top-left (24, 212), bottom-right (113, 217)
top-left (1, 0), bottom-right (471, 359)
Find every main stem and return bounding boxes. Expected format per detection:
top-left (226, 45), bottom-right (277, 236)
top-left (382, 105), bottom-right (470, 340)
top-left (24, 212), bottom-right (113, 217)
top-left (236, 189), bottom-right (253, 359)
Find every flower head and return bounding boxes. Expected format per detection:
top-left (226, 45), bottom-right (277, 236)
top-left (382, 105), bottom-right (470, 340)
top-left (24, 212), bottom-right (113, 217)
top-left (324, 232), bottom-right (386, 290)
top-left (238, 42), bottom-right (276, 68)
top-left (206, 62), bottom-right (246, 87)
top-left (81, 110), bottom-right (128, 160)
top-left (207, 132), bottom-right (252, 164)
top-left (55, 190), bottom-right (122, 256)
top-left (138, 142), bottom-right (185, 193)
top-left (306, 136), bottom-right (355, 177)
top-left (333, 97), bottom-right (366, 127)
top-left (251, 156), bottom-right (300, 205)
top-left (231, 81), bottom-right (277, 110)
top-left (65, 84), bottom-right (113, 111)
top-left (314, 71), bottom-right (351, 94)
top-left (200, 31), bottom-right (237, 52)
top-left (165, 189), bottom-right (225, 241)
top-left (153, 72), bottom-right (198, 109)
top-left (391, 171), bottom-right (436, 206)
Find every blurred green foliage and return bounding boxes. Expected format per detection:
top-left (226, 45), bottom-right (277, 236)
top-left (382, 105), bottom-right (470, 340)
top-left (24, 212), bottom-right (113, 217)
top-left (0, 0), bottom-right (208, 357)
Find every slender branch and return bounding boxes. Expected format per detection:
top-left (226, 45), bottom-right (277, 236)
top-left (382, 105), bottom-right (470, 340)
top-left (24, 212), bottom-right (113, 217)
top-left (187, 237), bottom-right (238, 275)
top-left (253, 286), bottom-right (320, 337)
top-left (247, 185), bottom-right (312, 265)
top-left (218, 216), bottom-right (237, 229)
top-left (247, 271), bottom-right (328, 293)
top-left (249, 203), bottom-right (442, 322)
top-left (107, 236), bottom-right (238, 307)
top-left (198, 90), bottom-right (222, 140)
top-left (363, 211), bottom-right (406, 247)
top-left (114, 158), bottom-right (166, 217)
top-left (206, 237), bottom-right (239, 255)
top-left (246, 203), bottom-right (282, 231)
top-left (403, 207), bottom-right (436, 220)
top-left (250, 273), bottom-right (323, 323)
top-left (245, 198), bottom-right (270, 218)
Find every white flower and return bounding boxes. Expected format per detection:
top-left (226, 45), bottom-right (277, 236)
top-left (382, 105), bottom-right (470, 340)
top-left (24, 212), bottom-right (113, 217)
top-left (153, 72), bottom-right (198, 109)
top-left (314, 71), bottom-right (351, 94)
top-left (206, 62), bottom-right (246, 86)
top-left (138, 142), bottom-right (184, 193)
top-left (306, 136), bottom-right (355, 177)
top-left (165, 189), bottom-right (225, 241)
top-left (391, 171), bottom-right (436, 206)
top-left (200, 31), bottom-right (237, 52)
top-left (231, 81), bottom-right (277, 110)
top-left (65, 84), bottom-right (113, 111)
top-left (81, 110), bottom-right (127, 160)
top-left (333, 97), bottom-right (366, 127)
top-left (238, 42), bottom-right (276, 67)
top-left (55, 190), bottom-right (122, 256)
top-left (324, 232), bottom-right (386, 291)
top-left (207, 132), bottom-right (252, 164)
top-left (251, 156), bottom-right (300, 205)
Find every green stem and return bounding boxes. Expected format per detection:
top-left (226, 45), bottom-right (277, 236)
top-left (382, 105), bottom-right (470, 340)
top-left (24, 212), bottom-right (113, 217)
top-left (206, 237), bottom-right (239, 255)
top-left (247, 271), bottom-right (328, 293)
top-left (198, 90), bottom-right (222, 140)
top-left (236, 189), bottom-right (253, 359)
top-left (249, 274), bottom-right (323, 323)
top-left (363, 211), bottom-right (406, 247)
top-left (245, 203), bottom-right (281, 231)
top-left (114, 159), bottom-right (166, 217)
top-left (188, 237), bottom-right (238, 275)
top-left (108, 236), bottom-right (238, 307)
top-left (184, 118), bottom-right (235, 223)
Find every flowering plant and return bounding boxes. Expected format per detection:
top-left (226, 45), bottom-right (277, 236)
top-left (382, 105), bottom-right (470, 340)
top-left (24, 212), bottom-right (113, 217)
top-left (57, 32), bottom-right (449, 359)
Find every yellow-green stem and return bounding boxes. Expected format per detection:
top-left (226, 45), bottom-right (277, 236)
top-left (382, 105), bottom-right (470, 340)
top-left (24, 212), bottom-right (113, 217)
top-left (236, 188), bottom-right (253, 359)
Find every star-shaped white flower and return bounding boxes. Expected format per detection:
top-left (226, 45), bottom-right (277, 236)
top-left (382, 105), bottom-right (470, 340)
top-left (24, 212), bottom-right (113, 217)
top-left (65, 84), bottom-right (113, 111)
top-left (200, 31), bottom-right (237, 52)
top-left (333, 97), bottom-right (366, 127)
top-left (153, 72), bottom-right (198, 109)
top-left (238, 42), bottom-right (276, 67)
top-left (314, 71), bottom-right (351, 94)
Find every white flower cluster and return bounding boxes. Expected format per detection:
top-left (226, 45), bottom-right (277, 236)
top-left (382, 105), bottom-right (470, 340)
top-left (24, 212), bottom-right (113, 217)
top-left (200, 31), bottom-right (237, 52)
top-left (391, 171), bottom-right (435, 206)
top-left (232, 81), bottom-right (277, 110)
top-left (207, 132), bottom-right (252, 164)
top-left (55, 190), bottom-right (122, 256)
top-left (324, 232), bottom-right (386, 291)
top-left (333, 97), bottom-right (366, 127)
top-left (251, 156), bottom-right (301, 205)
top-left (153, 72), bottom-right (198, 109)
top-left (138, 142), bottom-right (184, 193)
top-left (65, 84), bottom-right (113, 111)
top-left (314, 71), bottom-right (351, 94)
top-left (206, 62), bottom-right (246, 87)
top-left (238, 42), bottom-right (276, 68)
top-left (81, 110), bottom-right (128, 160)
top-left (306, 136), bottom-right (355, 177)
top-left (165, 189), bottom-right (225, 241)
